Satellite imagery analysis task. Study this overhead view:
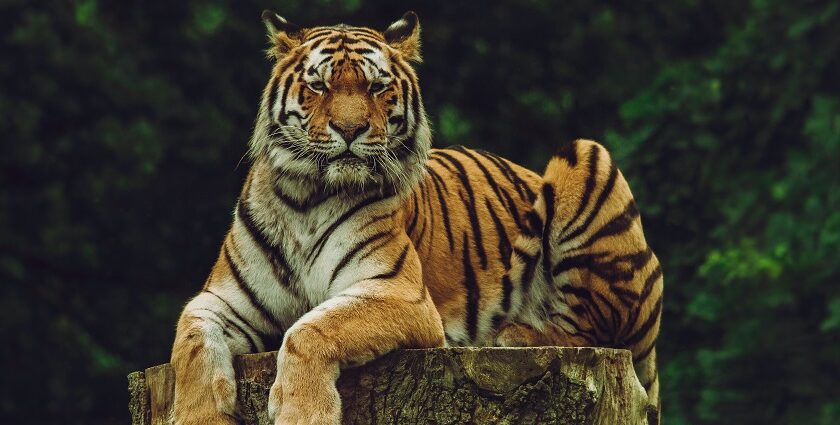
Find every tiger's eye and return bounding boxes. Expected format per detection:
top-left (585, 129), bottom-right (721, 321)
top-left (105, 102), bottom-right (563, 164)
top-left (309, 81), bottom-right (327, 92)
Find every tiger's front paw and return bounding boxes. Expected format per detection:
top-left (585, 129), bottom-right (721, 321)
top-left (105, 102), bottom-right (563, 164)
top-left (173, 369), bottom-right (239, 425)
top-left (268, 355), bottom-right (341, 425)
top-left (173, 414), bottom-right (237, 425)
top-left (268, 380), bottom-right (341, 425)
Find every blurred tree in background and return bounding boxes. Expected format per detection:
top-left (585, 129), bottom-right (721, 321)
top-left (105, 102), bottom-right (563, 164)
top-left (1, 0), bottom-right (838, 423)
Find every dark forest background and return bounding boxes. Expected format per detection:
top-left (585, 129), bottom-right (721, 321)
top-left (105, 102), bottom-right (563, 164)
top-left (2, 0), bottom-right (839, 424)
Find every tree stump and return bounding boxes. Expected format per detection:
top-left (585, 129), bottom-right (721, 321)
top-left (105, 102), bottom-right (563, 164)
top-left (128, 347), bottom-right (656, 425)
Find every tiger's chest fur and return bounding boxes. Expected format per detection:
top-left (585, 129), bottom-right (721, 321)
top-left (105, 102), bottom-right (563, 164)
top-left (231, 161), bottom-right (406, 320)
top-left (231, 147), bottom-right (545, 347)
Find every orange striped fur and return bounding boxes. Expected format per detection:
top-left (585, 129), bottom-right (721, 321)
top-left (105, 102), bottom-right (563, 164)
top-left (170, 12), bottom-right (662, 425)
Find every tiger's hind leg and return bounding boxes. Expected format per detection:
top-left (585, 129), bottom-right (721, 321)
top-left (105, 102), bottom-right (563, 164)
top-left (493, 320), bottom-right (591, 347)
top-left (503, 139), bottom-right (663, 411)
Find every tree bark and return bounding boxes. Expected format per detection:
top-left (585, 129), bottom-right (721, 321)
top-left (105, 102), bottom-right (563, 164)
top-left (128, 347), bottom-right (656, 425)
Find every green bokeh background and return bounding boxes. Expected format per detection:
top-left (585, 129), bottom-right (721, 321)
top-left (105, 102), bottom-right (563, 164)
top-left (2, 0), bottom-right (839, 423)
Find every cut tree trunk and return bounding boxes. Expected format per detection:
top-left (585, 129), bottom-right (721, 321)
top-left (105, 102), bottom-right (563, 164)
top-left (128, 347), bottom-right (657, 425)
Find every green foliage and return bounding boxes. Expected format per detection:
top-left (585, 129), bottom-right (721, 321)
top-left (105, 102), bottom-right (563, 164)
top-left (1, 0), bottom-right (838, 423)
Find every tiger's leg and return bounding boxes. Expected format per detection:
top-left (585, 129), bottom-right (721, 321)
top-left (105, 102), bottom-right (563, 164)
top-left (267, 262), bottom-right (444, 424)
top-left (494, 320), bottom-right (592, 347)
top-left (171, 291), bottom-right (268, 425)
top-left (504, 139), bottom-right (663, 409)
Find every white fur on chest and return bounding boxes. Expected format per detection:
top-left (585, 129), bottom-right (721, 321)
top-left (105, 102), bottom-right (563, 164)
top-left (240, 178), bottom-right (401, 325)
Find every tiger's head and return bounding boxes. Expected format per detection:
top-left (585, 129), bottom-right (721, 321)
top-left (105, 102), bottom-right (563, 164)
top-left (249, 11), bottom-right (431, 196)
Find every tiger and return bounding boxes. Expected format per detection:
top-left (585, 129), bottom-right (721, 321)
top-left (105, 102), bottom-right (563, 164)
top-left (170, 10), bottom-right (663, 425)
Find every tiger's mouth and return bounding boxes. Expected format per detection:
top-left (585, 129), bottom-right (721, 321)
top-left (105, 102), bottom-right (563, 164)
top-left (328, 150), bottom-right (367, 165)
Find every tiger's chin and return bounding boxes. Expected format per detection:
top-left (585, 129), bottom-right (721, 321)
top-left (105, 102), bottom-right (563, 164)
top-left (322, 159), bottom-right (382, 191)
top-left (321, 158), bottom-right (422, 197)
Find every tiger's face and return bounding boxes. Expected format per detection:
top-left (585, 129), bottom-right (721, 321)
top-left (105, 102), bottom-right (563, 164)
top-left (250, 11), bottom-right (431, 195)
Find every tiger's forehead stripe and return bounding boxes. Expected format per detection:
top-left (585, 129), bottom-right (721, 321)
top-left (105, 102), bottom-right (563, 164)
top-left (301, 33), bottom-right (392, 83)
top-left (305, 25), bottom-right (386, 41)
top-left (303, 27), bottom-right (389, 56)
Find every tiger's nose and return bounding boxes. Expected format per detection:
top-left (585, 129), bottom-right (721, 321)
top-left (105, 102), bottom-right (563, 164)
top-left (329, 121), bottom-right (370, 143)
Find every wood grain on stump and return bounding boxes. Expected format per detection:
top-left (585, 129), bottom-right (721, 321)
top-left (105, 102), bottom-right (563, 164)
top-left (127, 347), bottom-right (656, 425)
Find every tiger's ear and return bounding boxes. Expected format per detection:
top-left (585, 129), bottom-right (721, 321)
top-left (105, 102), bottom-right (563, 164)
top-left (261, 10), bottom-right (303, 60)
top-left (384, 11), bottom-right (421, 63)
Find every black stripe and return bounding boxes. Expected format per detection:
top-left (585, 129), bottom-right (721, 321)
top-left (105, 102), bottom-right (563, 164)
top-left (409, 79), bottom-right (421, 133)
top-left (267, 76), bottom-right (280, 121)
top-left (237, 199), bottom-right (300, 293)
top-left (329, 230), bottom-right (393, 287)
top-left (349, 27), bottom-right (385, 39)
top-left (388, 114), bottom-right (405, 126)
top-left (273, 185), bottom-right (336, 213)
top-left (351, 36), bottom-right (386, 51)
top-left (400, 80), bottom-right (411, 134)
top-left (474, 149), bottom-right (535, 202)
top-left (623, 297), bottom-right (662, 347)
top-left (552, 248), bottom-right (650, 282)
top-left (316, 55), bottom-right (332, 69)
top-left (306, 194), bottom-right (385, 266)
top-left (491, 314), bottom-right (505, 332)
top-left (296, 76), bottom-right (307, 106)
top-left (561, 286), bottom-right (610, 337)
top-left (369, 243), bottom-right (411, 280)
top-left (433, 150), bottom-right (487, 269)
top-left (462, 232), bottom-right (480, 341)
top-left (429, 155), bottom-right (455, 173)
top-left (204, 289), bottom-right (266, 341)
top-left (452, 146), bottom-right (508, 208)
top-left (236, 198), bottom-right (275, 254)
top-left (427, 167), bottom-right (455, 252)
top-left (551, 312), bottom-right (598, 345)
top-left (426, 164), bottom-right (448, 190)
top-left (557, 145), bottom-right (599, 237)
top-left (393, 134), bottom-right (418, 160)
top-left (524, 210), bottom-right (543, 237)
top-left (513, 247), bottom-right (537, 294)
top-left (406, 191), bottom-right (420, 237)
top-left (306, 29), bottom-right (337, 39)
top-left (550, 311), bottom-right (593, 338)
top-left (357, 231), bottom-right (397, 262)
top-left (193, 307), bottom-right (259, 353)
top-left (391, 60), bottom-right (419, 131)
top-left (612, 285), bottom-right (641, 307)
top-left (484, 198), bottom-right (511, 268)
top-left (559, 161), bottom-right (620, 245)
top-left (540, 183), bottom-right (556, 286)
top-left (222, 245), bottom-right (283, 332)
top-left (552, 252), bottom-right (608, 277)
top-left (499, 185), bottom-right (527, 235)
top-left (618, 264), bottom-right (662, 341)
top-left (579, 200), bottom-right (640, 247)
top-left (633, 339), bottom-right (657, 363)
top-left (501, 275), bottom-right (513, 312)
top-left (278, 73), bottom-right (295, 124)
top-left (554, 140), bottom-right (578, 166)
top-left (418, 180), bottom-right (434, 249)
top-left (638, 264), bottom-right (663, 304)
top-left (592, 289), bottom-right (623, 339)
top-left (643, 370), bottom-right (658, 392)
